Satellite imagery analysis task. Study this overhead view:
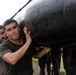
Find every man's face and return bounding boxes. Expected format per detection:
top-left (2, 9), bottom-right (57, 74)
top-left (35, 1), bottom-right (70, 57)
top-left (0, 28), bottom-right (7, 42)
top-left (5, 22), bottom-right (20, 41)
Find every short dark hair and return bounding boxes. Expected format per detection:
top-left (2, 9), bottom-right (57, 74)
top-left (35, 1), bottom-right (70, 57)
top-left (0, 25), bottom-right (4, 30)
top-left (3, 19), bottom-right (18, 27)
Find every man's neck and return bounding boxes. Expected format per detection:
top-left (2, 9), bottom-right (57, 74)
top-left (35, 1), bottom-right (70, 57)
top-left (9, 37), bottom-right (23, 45)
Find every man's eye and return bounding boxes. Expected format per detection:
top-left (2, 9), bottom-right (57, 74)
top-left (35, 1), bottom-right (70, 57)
top-left (0, 32), bottom-right (4, 35)
top-left (7, 29), bottom-right (11, 31)
top-left (13, 26), bottom-right (17, 29)
top-left (1, 32), bottom-right (4, 34)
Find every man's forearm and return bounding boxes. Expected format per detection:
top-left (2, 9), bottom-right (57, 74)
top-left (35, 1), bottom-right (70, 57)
top-left (3, 41), bottom-right (31, 65)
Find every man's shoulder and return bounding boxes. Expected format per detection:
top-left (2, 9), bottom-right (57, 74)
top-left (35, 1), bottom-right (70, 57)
top-left (0, 39), bottom-right (10, 46)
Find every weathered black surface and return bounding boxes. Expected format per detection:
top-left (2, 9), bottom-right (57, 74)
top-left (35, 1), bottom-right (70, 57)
top-left (14, 0), bottom-right (76, 47)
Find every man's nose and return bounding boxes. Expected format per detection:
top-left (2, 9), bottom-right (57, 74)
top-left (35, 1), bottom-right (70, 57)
top-left (11, 29), bottom-right (15, 33)
top-left (0, 35), bottom-right (3, 39)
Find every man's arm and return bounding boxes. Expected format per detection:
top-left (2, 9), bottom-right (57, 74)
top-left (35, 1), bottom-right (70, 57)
top-left (33, 46), bottom-right (51, 58)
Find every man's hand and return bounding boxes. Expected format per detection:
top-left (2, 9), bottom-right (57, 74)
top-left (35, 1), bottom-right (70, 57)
top-left (23, 27), bottom-right (32, 43)
top-left (36, 46), bottom-right (51, 53)
top-left (40, 46), bottom-right (51, 53)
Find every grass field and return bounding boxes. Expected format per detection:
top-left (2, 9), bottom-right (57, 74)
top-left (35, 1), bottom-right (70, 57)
top-left (59, 56), bottom-right (66, 75)
top-left (32, 55), bottom-right (66, 75)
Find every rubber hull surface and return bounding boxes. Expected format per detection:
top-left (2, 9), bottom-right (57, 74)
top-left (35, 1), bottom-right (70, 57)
top-left (15, 0), bottom-right (76, 47)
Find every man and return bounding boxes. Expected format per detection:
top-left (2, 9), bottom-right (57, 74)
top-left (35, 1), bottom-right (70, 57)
top-left (38, 52), bottom-right (47, 75)
top-left (38, 47), bottom-right (61, 75)
top-left (51, 48), bottom-right (61, 75)
top-left (0, 25), bottom-right (8, 75)
top-left (38, 51), bottom-right (51, 75)
top-left (0, 25), bottom-right (7, 43)
top-left (0, 19), bottom-right (51, 75)
top-left (63, 47), bottom-right (76, 75)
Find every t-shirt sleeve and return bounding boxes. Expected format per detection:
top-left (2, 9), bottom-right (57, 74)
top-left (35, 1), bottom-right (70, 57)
top-left (0, 43), bottom-right (12, 58)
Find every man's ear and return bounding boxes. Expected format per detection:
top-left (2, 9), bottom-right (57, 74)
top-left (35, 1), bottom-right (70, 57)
top-left (18, 25), bottom-right (21, 31)
top-left (19, 27), bottom-right (21, 31)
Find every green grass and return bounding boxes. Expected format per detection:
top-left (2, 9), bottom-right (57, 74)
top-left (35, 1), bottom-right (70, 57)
top-left (32, 55), bottom-right (66, 75)
top-left (59, 55), bottom-right (66, 75)
top-left (32, 58), bottom-right (38, 64)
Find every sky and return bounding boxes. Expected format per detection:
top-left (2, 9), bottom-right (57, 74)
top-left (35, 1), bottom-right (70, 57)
top-left (0, 0), bottom-right (29, 25)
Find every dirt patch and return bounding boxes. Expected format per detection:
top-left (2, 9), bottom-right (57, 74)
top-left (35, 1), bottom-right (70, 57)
top-left (33, 63), bottom-right (40, 75)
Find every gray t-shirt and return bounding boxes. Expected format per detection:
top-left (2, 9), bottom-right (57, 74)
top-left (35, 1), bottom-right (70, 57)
top-left (0, 39), bottom-right (37, 75)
